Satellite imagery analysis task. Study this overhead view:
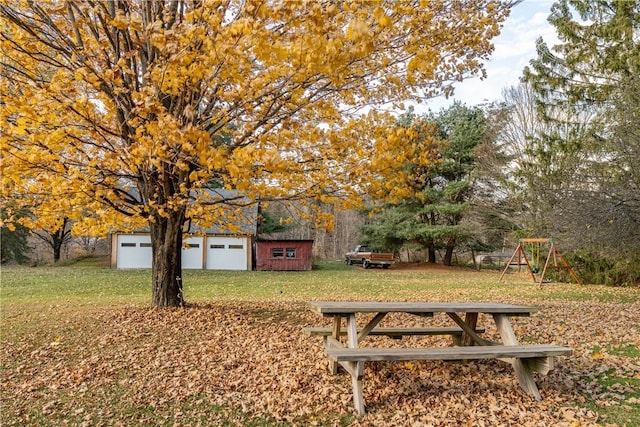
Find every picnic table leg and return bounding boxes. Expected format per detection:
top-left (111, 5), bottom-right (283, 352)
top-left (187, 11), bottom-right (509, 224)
top-left (346, 314), bottom-right (366, 414)
top-left (493, 314), bottom-right (542, 400)
top-left (351, 364), bottom-right (365, 415)
top-left (462, 312), bottom-right (479, 346)
top-left (329, 316), bottom-right (342, 374)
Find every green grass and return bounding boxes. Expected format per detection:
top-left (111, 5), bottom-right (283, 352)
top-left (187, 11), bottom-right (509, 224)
top-left (586, 343), bottom-right (640, 427)
top-left (2, 259), bottom-right (635, 309)
top-left (593, 343), bottom-right (640, 359)
top-left (582, 363), bottom-right (640, 427)
top-left (1, 259), bottom-right (639, 426)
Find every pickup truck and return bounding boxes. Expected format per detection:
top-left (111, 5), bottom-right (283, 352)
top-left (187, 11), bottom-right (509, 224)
top-left (345, 245), bottom-right (395, 269)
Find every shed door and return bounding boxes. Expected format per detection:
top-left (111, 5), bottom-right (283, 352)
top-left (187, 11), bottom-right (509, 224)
top-left (182, 237), bottom-right (204, 269)
top-left (206, 237), bottom-right (248, 270)
top-left (117, 235), bottom-right (152, 269)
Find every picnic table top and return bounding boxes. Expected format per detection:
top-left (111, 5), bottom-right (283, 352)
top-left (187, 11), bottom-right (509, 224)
top-left (307, 301), bottom-right (539, 315)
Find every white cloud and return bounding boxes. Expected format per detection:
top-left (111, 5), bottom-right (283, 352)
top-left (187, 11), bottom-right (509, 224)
top-left (423, 0), bottom-right (560, 111)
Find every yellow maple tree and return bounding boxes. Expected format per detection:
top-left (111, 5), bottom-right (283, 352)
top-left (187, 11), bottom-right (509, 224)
top-left (0, 0), bottom-right (514, 307)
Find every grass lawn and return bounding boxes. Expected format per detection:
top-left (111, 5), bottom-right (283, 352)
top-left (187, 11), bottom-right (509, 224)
top-left (1, 259), bottom-right (639, 426)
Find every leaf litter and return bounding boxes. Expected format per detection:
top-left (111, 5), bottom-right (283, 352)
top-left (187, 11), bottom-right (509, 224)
top-left (1, 297), bottom-right (639, 426)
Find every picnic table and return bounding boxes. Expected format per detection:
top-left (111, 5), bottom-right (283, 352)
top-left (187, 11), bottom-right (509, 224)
top-left (305, 301), bottom-right (572, 415)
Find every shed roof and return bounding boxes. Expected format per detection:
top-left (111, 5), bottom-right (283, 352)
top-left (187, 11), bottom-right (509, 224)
top-left (256, 239), bottom-right (314, 243)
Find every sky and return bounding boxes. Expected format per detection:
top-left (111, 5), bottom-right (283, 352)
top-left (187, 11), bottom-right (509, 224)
top-left (424, 0), bottom-right (560, 111)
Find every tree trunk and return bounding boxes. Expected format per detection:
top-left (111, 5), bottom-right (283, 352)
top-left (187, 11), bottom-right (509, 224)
top-left (53, 243), bottom-right (62, 263)
top-left (51, 217), bottom-right (71, 262)
top-left (471, 248), bottom-right (478, 270)
top-left (150, 210), bottom-right (185, 308)
top-left (444, 236), bottom-right (456, 266)
top-left (427, 213), bottom-right (437, 263)
top-left (427, 247), bottom-right (436, 263)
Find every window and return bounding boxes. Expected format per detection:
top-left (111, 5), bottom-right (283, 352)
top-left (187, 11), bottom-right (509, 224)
top-left (210, 244), bottom-right (224, 249)
top-left (140, 243), bottom-right (152, 248)
top-left (229, 244), bottom-right (244, 249)
top-left (121, 242), bottom-right (136, 247)
top-left (286, 248), bottom-right (296, 258)
top-left (271, 248), bottom-right (284, 258)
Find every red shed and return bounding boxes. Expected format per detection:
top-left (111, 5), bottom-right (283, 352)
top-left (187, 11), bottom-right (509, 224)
top-left (255, 239), bottom-right (314, 271)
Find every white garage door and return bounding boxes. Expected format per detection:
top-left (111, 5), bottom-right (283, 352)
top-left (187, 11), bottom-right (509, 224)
top-left (206, 237), bottom-right (248, 270)
top-left (182, 237), bottom-right (204, 269)
top-left (117, 235), bottom-right (152, 269)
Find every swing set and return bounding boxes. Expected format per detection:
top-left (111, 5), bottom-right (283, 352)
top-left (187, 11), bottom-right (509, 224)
top-left (499, 238), bottom-right (583, 287)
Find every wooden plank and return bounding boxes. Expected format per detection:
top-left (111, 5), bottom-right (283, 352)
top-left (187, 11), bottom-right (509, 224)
top-left (346, 314), bottom-right (358, 348)
top-left (463, 312), bottom-right (478, 346)
top-left (358, 312), bottom-right (387, 343)
top-left (351, 368), bottom-right (365, 415)
top-left (446, 312), bottom-right (494, 346)
top-left (331, 316), bottom-right (342, 340)
top-left (308, 301), bottom-right (538, 315)
top-left (499, 242), bottom-right (523, 282)
top-left (499, 243), bottom-right (538, 283)
top-left (335, 360), bottom-right (362, 379)
top-left (513, 359), bottom-right (541, 400)
top-left (493, 314), bottom-right (519, 345)
top-left (524, 356), bottom-right (554, 375)
top-left (331, 354), bottom-right (365, 413)
top-left (538, 248), bottom-right (583, 287)
top-left (345, 314), bottom-right (365, 415)
top-left (329, 316), bottom-right (342, 374)
top-left (303, 326), bottom-right (486, 337)
top-left (325, 336), bottom-right (343, 349)
top-left (493, 314), bottom-right (542, 400)
top-left (325, 345), bottom-right (572, 362)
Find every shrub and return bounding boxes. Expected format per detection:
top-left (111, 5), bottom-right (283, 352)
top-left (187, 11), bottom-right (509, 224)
top-left (567, 250), bottom-right (640, 287)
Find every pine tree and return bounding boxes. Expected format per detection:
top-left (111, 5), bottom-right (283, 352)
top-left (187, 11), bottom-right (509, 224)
top-left (361, 103), bottom-right (487, 265)
top-left (523, 0), bottom-right (640, 256)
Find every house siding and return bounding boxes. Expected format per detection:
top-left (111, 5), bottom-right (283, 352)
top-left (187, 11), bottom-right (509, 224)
top-left (255, 240), bottom-right (313, 271)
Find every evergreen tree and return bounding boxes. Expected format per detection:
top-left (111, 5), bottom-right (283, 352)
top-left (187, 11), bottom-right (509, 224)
top-left (1, 208), bottom-right (30, 264)
top-left (525, 0), bottom-right (639, 115)
top-left (427, 103), bottom-right (487, 265)
top-left (523, 0), bottom-right (640, 256)
top-left (258, 208), bottom-right (290, 235)
top-left (361, 103), bottom-right (487, 265)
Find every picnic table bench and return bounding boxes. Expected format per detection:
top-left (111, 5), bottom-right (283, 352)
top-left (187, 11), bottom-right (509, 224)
top-left (306, 301), bottom-right (572, 415)
top-left (303, 326), bottom-right (486, 345)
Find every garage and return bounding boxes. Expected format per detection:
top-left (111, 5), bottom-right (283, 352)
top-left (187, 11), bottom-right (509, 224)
top-left (182, 236), bottom-right (204, 269)
top-left (112, 233), bottom-right (253, 270)
top-left (110, 189), bottom-right (258, 270)
top-left (206, 236), bottom-right (250, 270)
top-left (116, 234), bottom-right (152, 269)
